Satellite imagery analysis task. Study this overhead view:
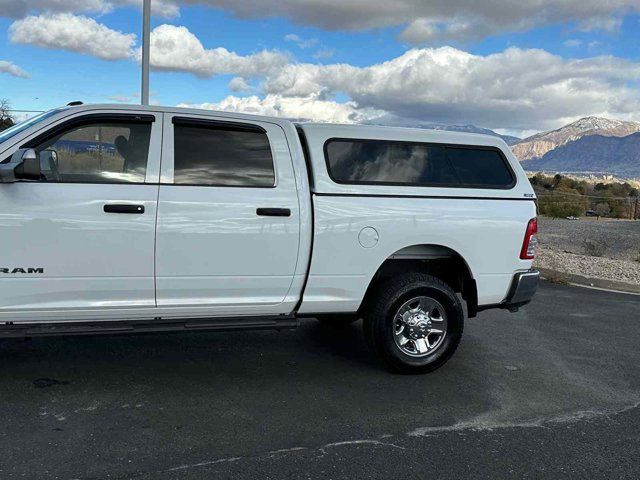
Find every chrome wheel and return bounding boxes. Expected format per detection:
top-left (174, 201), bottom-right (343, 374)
top-left (393, 296), bottom-right (447, 357)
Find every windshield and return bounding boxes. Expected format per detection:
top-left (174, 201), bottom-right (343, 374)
top-left (0, 108), bottom-right (67, 145)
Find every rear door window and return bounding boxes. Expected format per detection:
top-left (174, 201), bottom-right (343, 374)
top-left (172, 119), bottom-right (275, 187)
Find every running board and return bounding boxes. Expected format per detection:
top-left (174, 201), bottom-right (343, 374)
top-left (0, 316), bottom-right (299, 339)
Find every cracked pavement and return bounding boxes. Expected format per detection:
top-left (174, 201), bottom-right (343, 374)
top-left (0, 282), bottom-right (638, 479)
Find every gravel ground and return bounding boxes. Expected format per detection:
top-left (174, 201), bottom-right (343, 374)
top-left (537, 216), bottom-right (640, 261)
top-left (536, 246), bottom-right (640, 285)
top-left (535, 216), bottom-right (640, 285)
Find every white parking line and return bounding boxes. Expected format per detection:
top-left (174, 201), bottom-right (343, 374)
top-left (567, 282), bottom-right (640, 296)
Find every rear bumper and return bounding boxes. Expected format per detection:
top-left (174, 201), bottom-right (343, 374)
top-left (504, 269), bottom-right (540, 309)
top-left (478, 269), bottom-right (539, 313)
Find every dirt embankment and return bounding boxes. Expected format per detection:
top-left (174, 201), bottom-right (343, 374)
top-left (534, 217), bottom-right (640, 289)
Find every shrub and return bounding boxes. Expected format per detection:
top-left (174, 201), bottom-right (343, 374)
top-left (595, 203), bottom-right (610, 217)
top-left (538, 192), bottom-right (587, 218)
top-left (583, 239), bottom-right (607, 257)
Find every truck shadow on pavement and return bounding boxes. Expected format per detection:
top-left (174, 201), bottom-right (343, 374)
top-left (0, 319), bottom-right (487, 406)
top-left (0, 318), bottom-right (494, 424)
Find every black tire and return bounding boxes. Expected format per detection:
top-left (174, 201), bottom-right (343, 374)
top-left (363, 273), bottom-right (464, 374)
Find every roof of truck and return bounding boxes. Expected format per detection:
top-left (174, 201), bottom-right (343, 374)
top-left (58, 103), bottom-right (506, 147)
top-left (61, 103), bottom-right (293, 125)
top-left (296, 121), bottom-right (504, 147)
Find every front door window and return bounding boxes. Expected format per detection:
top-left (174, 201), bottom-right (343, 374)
top-left (32, 120), bottom-right (151, 183)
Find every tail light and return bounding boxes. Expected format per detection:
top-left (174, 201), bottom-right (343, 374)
top-left (520, 218), bottom-right (538, 260)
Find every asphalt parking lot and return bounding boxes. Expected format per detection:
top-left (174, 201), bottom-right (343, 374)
top-left (1, 282), bottom-right (639, 479)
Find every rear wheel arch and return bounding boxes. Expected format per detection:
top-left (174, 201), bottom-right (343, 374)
top-left (359, 244), bottom-right (478, 318)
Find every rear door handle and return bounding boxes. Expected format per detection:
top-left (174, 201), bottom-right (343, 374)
top-left (256, 208), bottom-right (291, 217)
top-left (104, 204), bottom-right (145, 214)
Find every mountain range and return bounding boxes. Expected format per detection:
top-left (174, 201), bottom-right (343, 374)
top-left (521, 132), bottom-right (640, 178)
top-left (511, 117), bottom-right (640, 178)
top-left (512, 117), bottom-right (640, 161)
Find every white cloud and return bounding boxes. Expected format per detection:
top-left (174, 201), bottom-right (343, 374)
top-left (107, 94), bottom-right (133, 103)
top-left (180, 0), bottom-right (640, 42)
top-left (577, 15), bottom-right (624, 32)
top-left (9, 13), bottom-right (136, 60)
top-left (0, 60), bottom-right (30, 78)
top-left (228, 77), bottom-right (252, 92)
top-left (285, 33), bottom-right (334, 61)
top-left (564, 39), bottom-right (582, 48)
top-left (5, 8), bottom-right (639, 135)
top-left (179, 94), bottom-right (384, 124)
top-left (255, 47), bottom-right (640, 131)
top-left (145, 24), bottom-right (289, 77)
top-left (162, 26), bottom-right (640, 133)
top-left (400, 18), bottom-right (495, 43)
top-left (313, 48), bottom-right (335, 60)
top-left (284, 33), bottom-right (318, 49)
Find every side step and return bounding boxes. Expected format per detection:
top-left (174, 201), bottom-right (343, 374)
top-left (0, 316), bottom-right (299, 339)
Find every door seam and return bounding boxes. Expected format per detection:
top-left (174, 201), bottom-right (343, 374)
top-left (153, 112), bottom-right (165, 308)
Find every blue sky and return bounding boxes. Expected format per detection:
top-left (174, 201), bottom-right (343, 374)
top-left (1, 1), bottom-right (639, 137)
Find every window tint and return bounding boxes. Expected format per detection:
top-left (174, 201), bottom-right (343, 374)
top-left (33, 121), bottom-right (151, 183)
top-left (325, 139), bottom-right (513, 188)
top-left (445, 147), bottom-right (514, 188)
top-left (173, 122), bottom-right (275, 187)
top-left (326, 140), bottom-right (456, 185)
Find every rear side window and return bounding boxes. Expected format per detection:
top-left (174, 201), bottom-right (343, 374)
top-left (173, 120), bottom-right (275, 187)
top-left (325, 139), bottom-right (514, 189)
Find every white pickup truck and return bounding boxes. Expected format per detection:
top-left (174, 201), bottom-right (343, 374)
top-left (0, 104), bottom-right (539, 373)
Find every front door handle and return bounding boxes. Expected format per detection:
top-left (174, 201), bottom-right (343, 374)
top-left (104, 204), bottom-right (145, 214)
top-left (256, 208), bottom-right (291, 217)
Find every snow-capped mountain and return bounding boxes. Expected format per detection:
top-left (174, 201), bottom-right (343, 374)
top-left (512, 117), bottom-right (640, 161)
top-left (523, 132), bottom-right (640, 178)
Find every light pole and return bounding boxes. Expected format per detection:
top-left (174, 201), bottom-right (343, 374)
top-left (141, 0), bottom-right (151, 105)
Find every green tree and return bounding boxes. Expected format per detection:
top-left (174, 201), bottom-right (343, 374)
top-left (595, 203), bottom-right (610, 217)
top-left (538, 191), bottom-right (587, 218)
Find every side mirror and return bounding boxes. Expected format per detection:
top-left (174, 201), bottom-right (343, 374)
top-left (15, 149), bottom-right (41, 180)
top-left (0, 148), bottom-right (41, 183)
